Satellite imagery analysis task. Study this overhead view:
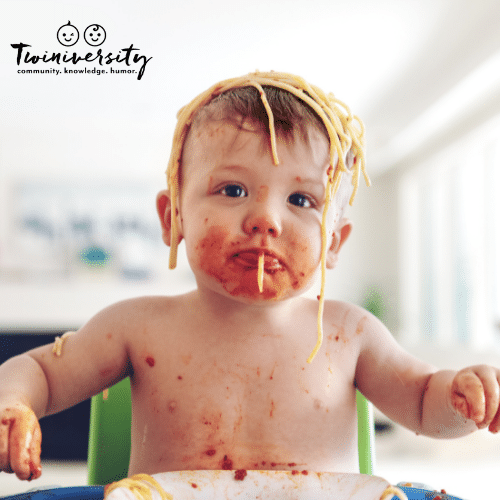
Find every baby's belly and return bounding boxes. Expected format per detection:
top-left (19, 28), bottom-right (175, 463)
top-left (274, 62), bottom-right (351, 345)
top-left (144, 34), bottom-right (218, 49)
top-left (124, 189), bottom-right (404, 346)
top-left (128, 398), bottom-right (359, 476)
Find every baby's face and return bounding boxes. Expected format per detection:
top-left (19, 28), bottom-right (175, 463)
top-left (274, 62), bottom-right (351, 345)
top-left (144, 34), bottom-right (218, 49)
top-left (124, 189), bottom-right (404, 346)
top-left (176, 119), bottom-right (341, 303)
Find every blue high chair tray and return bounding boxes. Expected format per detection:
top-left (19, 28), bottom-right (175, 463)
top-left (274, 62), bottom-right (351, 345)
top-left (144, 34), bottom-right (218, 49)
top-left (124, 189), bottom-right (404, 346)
top-left (397, 483), bottom-right (463, 500)
top-left (0, 484), bottom-right (465, 500)
top-left (1, 486), bottom-right (104, 500)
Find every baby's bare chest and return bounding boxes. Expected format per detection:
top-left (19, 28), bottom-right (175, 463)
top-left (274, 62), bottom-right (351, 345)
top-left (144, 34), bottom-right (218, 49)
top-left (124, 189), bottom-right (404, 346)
top-left (128, 331), bottom-right (359, 470)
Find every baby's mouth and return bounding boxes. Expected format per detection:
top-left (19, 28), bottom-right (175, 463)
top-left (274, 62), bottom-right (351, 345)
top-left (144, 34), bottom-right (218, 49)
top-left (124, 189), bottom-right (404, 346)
top-left (232, 250), bottom-right (282, 272)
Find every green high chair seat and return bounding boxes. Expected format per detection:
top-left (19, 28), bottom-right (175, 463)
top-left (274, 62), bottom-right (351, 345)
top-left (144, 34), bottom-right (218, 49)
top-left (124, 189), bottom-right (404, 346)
top-left (87, 378), bottom-right (375, 485)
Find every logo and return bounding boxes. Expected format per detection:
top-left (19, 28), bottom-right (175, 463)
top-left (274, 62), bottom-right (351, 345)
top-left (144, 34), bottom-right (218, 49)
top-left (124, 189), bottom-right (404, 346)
top-left (11, 21), bottom-right (152, 80)
top-left (83, 24), bottom-right (106, 46)
top-left (57, 21), bottom-right (79, 46)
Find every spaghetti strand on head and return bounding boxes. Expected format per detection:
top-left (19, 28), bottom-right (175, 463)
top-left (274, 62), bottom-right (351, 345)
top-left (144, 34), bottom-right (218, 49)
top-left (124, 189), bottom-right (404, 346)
top-left (165, 71), bottom-right (368, 362)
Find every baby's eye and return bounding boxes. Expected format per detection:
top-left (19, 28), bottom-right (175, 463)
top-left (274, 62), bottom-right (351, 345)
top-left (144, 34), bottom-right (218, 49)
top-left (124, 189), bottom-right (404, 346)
top-left (288, 192), bottom-right (314, 208)
top-left (217, 184), bottom-right (247, 198)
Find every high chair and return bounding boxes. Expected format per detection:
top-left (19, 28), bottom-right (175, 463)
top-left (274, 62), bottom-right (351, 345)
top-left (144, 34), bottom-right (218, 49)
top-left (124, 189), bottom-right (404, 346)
top-left (87, 378), bottom-right (375, 485)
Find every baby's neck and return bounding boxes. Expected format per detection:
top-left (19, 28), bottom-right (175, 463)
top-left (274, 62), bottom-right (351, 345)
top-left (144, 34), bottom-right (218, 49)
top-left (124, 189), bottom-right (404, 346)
top-left (188, 288), bottom-right (304, 329)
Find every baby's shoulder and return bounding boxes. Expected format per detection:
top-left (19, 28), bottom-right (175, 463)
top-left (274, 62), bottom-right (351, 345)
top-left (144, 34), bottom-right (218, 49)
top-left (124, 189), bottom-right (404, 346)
top-left (89, 293), bottom-right (194, 333)
top-left (322, 299), bottom-right (367, 322)
top-left (321, 299), bottom-right (382, 337)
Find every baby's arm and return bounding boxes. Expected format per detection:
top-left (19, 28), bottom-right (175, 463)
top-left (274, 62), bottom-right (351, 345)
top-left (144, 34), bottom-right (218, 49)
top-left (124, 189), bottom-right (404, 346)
top-left (0, 299), bottom-right (135, 480)
top-left (353, 305), bottom-right (500, 437)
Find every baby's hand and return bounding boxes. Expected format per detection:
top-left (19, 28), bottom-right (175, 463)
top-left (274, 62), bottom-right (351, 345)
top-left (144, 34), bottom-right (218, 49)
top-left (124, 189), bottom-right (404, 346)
top-left (0, 402), bottom-right (42, 480)
top-left (451, 365), bottom-right (500, 433)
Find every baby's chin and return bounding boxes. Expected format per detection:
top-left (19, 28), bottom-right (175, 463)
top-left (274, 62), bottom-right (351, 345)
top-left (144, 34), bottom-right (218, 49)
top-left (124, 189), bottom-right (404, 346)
top-left (196, 269), bottom-right (319, 305)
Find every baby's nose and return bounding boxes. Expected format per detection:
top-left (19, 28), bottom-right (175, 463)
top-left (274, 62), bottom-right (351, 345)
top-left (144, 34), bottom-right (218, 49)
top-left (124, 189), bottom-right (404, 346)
top-left (243, 212), bottom-right (282, 237)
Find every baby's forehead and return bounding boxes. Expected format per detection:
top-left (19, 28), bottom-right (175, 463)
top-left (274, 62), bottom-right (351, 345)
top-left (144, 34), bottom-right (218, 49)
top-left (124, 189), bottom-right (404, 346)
top-left (185, 116), bottom-right (331, 167)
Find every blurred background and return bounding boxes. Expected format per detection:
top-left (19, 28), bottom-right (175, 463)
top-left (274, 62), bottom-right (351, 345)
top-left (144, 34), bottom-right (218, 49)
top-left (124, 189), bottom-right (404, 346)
top-left (1, 0), bottom-right (499, 497)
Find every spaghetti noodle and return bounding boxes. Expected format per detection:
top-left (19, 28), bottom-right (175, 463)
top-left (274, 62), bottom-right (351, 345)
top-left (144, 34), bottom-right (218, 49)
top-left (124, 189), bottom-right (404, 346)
top-left (380, 485), bottom-right (408, 500)
top-left (52, 331), bottom-right (75, 357)
top-left (258, 252), bottom-right (265, 293)
top-left (104, 473), bottom-right (173, 500)
top-left (165, 71), bottom-right (369, 363)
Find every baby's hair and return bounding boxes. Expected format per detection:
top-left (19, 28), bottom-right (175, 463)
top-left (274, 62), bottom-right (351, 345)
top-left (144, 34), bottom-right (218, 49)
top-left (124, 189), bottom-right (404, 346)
top-left (190, 85), bottom-right (329, 144)
top-left (165, 71), bottom-right (370, 362)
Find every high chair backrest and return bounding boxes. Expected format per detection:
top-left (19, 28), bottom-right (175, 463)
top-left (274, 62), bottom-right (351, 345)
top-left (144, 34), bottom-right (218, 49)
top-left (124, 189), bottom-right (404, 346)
top-left (87, 378), bottom-right (375, 485)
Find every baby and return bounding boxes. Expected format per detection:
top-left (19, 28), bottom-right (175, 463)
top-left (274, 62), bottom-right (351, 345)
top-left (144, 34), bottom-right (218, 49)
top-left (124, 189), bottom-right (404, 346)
top-left (0, 72), bottom-right (499, 497)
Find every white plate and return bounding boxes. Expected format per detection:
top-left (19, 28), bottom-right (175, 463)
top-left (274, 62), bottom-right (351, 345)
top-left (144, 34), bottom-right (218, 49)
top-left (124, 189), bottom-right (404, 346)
top-left (105, 470), bottom-right (403, 500)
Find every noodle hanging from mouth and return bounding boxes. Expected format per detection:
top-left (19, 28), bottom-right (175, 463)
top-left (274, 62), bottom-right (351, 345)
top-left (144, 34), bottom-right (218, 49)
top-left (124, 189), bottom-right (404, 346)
top-left (258, 253), bottom-right (265, 293)
top-left (165, 71), bottom-right (369, 363)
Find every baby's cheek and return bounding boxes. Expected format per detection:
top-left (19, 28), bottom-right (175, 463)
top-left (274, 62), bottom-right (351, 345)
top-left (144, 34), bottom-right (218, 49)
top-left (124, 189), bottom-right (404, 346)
top-left (194, 225), bottom-right (241, 287)
top-left (284, 234), bottom-right (319, 291)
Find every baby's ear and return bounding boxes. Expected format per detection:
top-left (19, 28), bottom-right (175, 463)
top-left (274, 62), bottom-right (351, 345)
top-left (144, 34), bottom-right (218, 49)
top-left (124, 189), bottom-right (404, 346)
top-left (326, 218), bottom-right (352, 269)
top-left (156, 190), bottom-right (183, 247)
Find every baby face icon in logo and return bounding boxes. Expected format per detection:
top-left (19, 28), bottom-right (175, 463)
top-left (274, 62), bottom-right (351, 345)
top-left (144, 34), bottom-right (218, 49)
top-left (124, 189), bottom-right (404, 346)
top-left (57, 21), bottom-right (79, 46)
top-left (84, 24), bottom-right (106, 46)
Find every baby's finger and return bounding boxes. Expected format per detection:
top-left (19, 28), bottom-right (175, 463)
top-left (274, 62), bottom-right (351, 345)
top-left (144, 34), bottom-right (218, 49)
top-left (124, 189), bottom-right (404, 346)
top-left (488, 372), bottom-right (500, 433)
top-left (451, 370), bottom-right (485, 424)
top-left (478, 367), bottom-right (500, 429)
top-left (27, 421), bottom-right (42, 480)
top-left (0, 412), bottom-right (14, 473)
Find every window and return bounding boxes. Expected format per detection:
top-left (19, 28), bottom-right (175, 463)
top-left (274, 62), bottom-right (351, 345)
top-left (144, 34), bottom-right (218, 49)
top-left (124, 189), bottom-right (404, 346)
top-left (399, 115), bottom-right (500, 352)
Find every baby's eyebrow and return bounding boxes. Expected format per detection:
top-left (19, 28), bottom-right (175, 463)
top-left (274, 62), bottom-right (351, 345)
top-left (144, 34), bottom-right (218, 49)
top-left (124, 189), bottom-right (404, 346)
top-left (215, 164), bottom-right (248, 173)
top-left (293, 176), bottom-right (325, 190)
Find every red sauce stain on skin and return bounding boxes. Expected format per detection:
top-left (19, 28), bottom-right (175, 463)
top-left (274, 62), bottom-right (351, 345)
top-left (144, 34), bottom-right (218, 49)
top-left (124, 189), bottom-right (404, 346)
top-left (234, 413), bottom-right (243, 432)
top-left (221, 455), bottom-right (233, 470)
top-left (234, 469), bottom-right (247, 481)
top-left (355, 316), bottom-right (368, 335)
top-left (261, 461), bottom-right (266, 466)
top-left (205, 449), bottom-right (216, 456)
top-left (145, 356), bottom-right (155, 367)
top-left (196, 225), bottom-right (317, 301)
top-left (302, 470), bottom-right (308, 475)
top-left (335, 335), bottom-right (340, 341)
top-left (288, 463), bottom-right (296, 467)
top-left (256, 185), bottom-right (269, 203)
top-left (292, 470), bottom-right (299, 475)
top-left (270, 462), bottom-right (277, 467)
top-left (191, 483), bottom-right (197, 488)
